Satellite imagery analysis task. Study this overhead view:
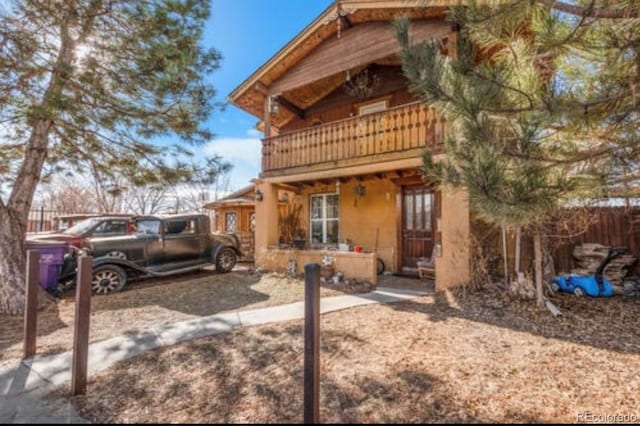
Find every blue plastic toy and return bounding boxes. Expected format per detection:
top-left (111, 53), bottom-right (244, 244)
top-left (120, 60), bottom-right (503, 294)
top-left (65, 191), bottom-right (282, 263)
top-left (551, 247), bottom-right (629, 297)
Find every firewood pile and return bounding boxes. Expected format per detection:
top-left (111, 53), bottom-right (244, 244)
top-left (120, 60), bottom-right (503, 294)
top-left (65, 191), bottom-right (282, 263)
top-left (571, 243), bottom-right (637, 286)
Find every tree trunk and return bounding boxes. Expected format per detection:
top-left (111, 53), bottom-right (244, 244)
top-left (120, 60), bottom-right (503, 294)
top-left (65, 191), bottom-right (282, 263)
top-left (0, 207), bottom-right (29, 315)
top-left (0, 15), bottom-right (75, 314)
top-left (501, 226), bottom-right (509, 286)
top-left (533, 230), bottom-right (545, 307)
top-left (515, 227), bottom-right (521, 274)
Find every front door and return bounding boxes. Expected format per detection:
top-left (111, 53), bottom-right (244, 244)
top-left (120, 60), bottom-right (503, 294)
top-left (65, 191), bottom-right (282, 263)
top-left (401, 185), bottom-right (435, 274)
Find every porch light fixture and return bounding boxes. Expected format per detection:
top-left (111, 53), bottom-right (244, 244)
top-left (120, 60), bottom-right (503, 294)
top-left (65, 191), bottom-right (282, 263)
top-left (269, 96), bottom-right (280, 115)
top-left (255, 188), bottom-right (263, 202)
top-left (353, 182), bottom-right (366, 207)
top-left (343, 68), bottom-right (380, 99)
top-left (335, 179), bottom-right (341, 194)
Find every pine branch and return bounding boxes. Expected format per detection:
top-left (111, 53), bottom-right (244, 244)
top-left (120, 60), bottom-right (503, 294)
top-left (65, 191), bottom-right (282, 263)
top-left (536, 0), bottom-right (640, 19)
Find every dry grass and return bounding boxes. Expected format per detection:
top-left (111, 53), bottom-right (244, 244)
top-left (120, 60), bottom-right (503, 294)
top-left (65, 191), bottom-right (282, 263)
top-left (58, 287), bottom-right (640, 423)
top-left (0, 265), bottom-right (344, 369)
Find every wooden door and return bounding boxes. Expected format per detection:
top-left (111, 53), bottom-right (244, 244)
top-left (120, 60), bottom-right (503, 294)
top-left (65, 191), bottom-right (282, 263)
top-left (401, 186), bottom-right (435, 273)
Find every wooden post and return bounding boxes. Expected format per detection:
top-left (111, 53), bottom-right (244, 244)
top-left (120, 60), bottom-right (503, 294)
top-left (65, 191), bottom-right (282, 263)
top-left (71, 256), bottom-right (93, 396)
top-left (23, 250), bottom-right (39, 359)
top-left (304, 263), bottom-right (320, 424)
top-left (264, 95), bottom-right (272, 139)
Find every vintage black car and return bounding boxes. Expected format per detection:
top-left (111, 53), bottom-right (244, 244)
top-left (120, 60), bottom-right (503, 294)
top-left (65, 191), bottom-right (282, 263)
top-left (62, 214), bottom-right (240, 295)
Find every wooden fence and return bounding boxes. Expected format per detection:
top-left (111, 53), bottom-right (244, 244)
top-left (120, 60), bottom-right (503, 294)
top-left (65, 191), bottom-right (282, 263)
top-left (477, 206), bottom-right (640, 279)
top-left (552, 207), bottom-right (640, 274)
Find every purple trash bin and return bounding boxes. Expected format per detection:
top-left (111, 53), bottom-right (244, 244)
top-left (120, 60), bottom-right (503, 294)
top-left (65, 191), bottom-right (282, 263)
top-left (25, 240), bottom-right (70, 291)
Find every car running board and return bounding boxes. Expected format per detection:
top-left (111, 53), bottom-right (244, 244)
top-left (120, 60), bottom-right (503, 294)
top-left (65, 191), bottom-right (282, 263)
top-left (143, 263), bottom-right (212, 277)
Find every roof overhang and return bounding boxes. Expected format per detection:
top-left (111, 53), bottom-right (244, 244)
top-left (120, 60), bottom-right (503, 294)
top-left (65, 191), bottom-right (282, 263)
top-left (228, 0), bottom-right (454, 127)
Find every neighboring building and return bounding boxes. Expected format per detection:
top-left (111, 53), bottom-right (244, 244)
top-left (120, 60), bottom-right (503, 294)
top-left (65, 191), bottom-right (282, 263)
top-left (228, 0), bottom-right (470, 289)
top-left (203, 185), bottom-right (295, 261)
top-left (204, 186), bottom-right (257, 260)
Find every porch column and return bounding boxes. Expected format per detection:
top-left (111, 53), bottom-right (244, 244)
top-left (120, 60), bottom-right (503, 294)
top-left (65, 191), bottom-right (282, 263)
top-left (435, 187), bottom-right (471, 290)
top-left (254, 180), bottom-right (279, 267)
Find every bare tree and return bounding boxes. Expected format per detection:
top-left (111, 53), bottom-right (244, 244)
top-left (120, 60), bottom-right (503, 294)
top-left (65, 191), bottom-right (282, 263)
top-left (123, 184), bottom-right (169, 215)
top-left (37, 177), bottom-right (95, 213)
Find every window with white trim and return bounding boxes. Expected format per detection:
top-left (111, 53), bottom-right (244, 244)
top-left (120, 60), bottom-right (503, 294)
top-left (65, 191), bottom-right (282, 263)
top-left (225, 212), bottom-right (237, 233)
top-left (358, 99), bottom-right (388, 116)
top-left (310, 193), bottom-right (339, 244)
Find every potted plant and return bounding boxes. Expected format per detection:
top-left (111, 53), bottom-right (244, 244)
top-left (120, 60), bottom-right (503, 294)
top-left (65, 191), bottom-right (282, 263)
top-left (278, 204), bottom-right (302, 248)
top-left (292, 228), bottom-right (306, 249)
top-left (339, 238), bottom-right (352, 252)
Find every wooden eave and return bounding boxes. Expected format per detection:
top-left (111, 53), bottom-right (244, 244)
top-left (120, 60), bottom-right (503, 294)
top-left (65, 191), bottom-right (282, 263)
top-left (228, 0), bottom-right (452, 127)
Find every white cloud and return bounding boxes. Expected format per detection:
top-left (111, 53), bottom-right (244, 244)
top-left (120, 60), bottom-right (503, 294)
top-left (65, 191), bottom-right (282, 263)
top-left (204, 137), bottom-right (262, 169)
top-left (203, 136), bottom-right (262, 189)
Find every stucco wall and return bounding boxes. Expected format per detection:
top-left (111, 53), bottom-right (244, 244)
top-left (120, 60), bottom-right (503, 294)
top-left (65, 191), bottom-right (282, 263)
top-left (435, 187), bottom-right (471, 290)
top-left (293, 178), bottom-right (398, 274)
top-left (260, 249), bottom-right (377, 284)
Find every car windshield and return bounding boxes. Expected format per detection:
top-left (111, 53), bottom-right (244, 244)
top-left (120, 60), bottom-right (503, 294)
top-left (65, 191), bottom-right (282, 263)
top-left (63, 218), bottom-right (100, 236)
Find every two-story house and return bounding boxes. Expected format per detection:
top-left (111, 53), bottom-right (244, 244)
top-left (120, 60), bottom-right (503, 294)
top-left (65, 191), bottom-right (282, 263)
top-left (228, 0), bottom-right (470, 290)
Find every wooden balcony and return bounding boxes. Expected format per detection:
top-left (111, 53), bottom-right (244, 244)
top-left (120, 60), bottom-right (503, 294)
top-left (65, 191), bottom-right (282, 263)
top-left (262, 102), bottom-right (446, 175)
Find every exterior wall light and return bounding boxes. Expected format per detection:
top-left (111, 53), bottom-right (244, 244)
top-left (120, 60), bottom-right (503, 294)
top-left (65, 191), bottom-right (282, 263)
top-left (255, 188), bottom-right (264, 202)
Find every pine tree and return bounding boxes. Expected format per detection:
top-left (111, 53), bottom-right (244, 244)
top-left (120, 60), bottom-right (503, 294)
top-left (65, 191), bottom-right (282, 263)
top-left (397, 0), bottom-right (640, 306)
top-left (0, 0), bottom-right (221, 314)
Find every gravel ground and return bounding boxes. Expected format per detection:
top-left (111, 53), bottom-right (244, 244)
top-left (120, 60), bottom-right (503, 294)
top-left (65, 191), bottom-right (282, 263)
top-left (55, 286), bottom-right (640, 423)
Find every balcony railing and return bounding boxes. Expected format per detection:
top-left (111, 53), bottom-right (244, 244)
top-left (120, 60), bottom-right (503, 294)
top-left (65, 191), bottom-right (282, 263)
top-left (262, 102), bottom-right (445, 173)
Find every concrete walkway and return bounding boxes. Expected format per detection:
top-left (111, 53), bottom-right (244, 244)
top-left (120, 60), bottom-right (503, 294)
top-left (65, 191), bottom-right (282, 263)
top-left (0, 286), bottom-right (429, 424)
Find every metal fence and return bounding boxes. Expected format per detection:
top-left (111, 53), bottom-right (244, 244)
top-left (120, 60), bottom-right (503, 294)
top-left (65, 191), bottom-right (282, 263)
top-left (27, 208), bottom-right (98, 233)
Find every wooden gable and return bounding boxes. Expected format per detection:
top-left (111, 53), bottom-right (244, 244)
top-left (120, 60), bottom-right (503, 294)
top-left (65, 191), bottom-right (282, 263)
top-left (270, 20), bottom-right (451, 95)
top-left (229, 1), bottom-right (456, 126)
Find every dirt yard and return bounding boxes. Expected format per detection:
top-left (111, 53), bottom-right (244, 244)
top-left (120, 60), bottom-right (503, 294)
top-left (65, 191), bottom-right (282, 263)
top-left (56, 286), bottom-right (640, 423)
top-left (0, 265), bottom-right (349, 369)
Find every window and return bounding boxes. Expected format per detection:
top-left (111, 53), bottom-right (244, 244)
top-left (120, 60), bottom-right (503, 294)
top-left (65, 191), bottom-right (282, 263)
top-left (249, 212), bottom-right (256, 233)
top-left (93, 220), bottom-right (128, 236)
top-left (165, 219), bottom-right (196, 235)
top-left (310, 193), bottom-right (339, 244)
top-left (357, 98), bottom-right (388, 116)
top-left (225, 212), bottom-right (237, 233)
top-left (136, 219), bottom-right (161, 236)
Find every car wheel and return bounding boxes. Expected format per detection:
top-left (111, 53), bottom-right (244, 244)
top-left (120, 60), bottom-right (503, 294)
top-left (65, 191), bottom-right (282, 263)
top-left (573, 287), bottom-right (584, 297)
top-left (215, 247), bottom-right (237, 273)
top-left (91, 265), bottom-right (127, 295)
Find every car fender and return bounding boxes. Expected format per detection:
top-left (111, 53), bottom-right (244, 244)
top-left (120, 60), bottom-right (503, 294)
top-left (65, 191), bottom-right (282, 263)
top-left (93, 256), bottom-right (149, 275)
top-left (211, 243), bottom-right (240, 261)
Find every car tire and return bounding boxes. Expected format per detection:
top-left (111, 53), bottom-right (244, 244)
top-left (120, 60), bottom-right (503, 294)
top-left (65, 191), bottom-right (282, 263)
top-left (215, 247), bottom-right (237, 273)
top-left (91, 265), bottom-right (127, 295)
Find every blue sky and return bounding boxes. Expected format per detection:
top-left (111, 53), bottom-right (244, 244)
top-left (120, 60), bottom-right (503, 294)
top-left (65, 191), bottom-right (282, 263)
top-left (201, 1), bottom-right (333, 190)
